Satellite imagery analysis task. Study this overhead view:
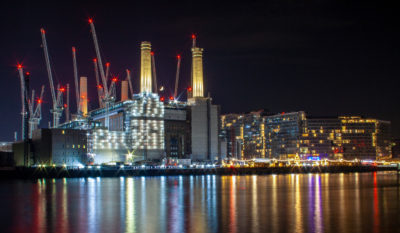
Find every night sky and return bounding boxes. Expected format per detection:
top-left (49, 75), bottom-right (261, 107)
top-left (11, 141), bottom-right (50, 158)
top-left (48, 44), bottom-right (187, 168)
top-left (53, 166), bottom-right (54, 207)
top-left (0, 0), bottom-right (399, 141)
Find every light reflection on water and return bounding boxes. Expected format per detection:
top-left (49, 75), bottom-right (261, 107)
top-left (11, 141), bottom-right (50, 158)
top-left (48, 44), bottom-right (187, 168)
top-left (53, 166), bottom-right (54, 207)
top-left (0, 172), bottom-right (399, 233)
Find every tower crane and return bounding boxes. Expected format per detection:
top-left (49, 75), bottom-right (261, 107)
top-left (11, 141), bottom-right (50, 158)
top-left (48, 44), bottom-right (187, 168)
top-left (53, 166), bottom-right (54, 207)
top-left (17, 65), bottom-right (28, 140)
top-left (88, 18), bottom-right (116, 129)
top-left (126, 69), bottom-right (134, 98)
top-left (174, 54), bottom-right (181, 99)
top-left (40, 28), bottom-right (64, 128)
top-left (28, 85), bottom-right (45, 138)
top-left (93, 58), bottom-right (104, 108)
top-left (65, 83), bottom-right (70, 122)
top-left (72, 47), bottom-right (81, 115)
top-left (151, 52), bottom-right (158, 93)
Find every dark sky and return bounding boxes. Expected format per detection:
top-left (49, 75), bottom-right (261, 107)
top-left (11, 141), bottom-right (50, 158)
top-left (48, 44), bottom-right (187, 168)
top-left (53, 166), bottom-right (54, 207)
top-left (0, 0), bottom-right (399, 141)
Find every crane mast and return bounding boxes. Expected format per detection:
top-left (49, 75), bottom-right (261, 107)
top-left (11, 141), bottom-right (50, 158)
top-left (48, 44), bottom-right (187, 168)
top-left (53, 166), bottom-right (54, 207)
top-left (89, 19), bottom-right (108, 94)
top-left (126, 69), bottom-right (134, 98)
top-left (17, 66), bottom-right (28, 140)
top-left (72, 47), bottom-right (80, 115)
top-left (89, 19), bottom-right (116, 129)
top-left (28, 85), bottom-right (45, 138)
top-left (66, 83), bottom-right (70, 122)
top-left (151, 52), bottom-right (158, 93)
top-left (93, 58), bottom-right (104, 108)
top-left (174, 55), bottom-right (181, 99)
top-left (40, 28), bottom-right (63, 128)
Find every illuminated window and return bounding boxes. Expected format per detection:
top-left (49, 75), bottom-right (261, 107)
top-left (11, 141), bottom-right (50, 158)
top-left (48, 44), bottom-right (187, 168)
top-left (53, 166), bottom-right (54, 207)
top-left (62, 130), bottom-right (65, 135)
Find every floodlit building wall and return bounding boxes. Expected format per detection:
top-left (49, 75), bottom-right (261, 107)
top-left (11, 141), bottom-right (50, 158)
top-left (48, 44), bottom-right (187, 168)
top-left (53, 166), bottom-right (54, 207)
top-left (188, 97), bottom-right (219, 161)
top-left (127, 94), bottom-right (165, 160)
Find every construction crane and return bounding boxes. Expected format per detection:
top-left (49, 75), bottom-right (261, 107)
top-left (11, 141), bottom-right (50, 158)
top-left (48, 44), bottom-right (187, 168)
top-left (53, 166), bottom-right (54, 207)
top-left (65, 83), bottom-right (70, 122)
top-left (151, 52), bottom-right (158, 93)
top-left (28, 85), bottom-right (45, 138)
top-left (93, 58), bottom-right (104, 108)
top-left (40, 28), bottom-right (64, 128)
top-left (17, 65), bottom-right (28, 140)
top-left (126, 69), bottom-right (134, 98)
top-left (72, 47), bottom-right (81, 115)
top-left (174, 54), bottom-right (181, 99)
top-left (89, 18), bottom-right (116, 129)
top-left (105, 62), bottom-right (110, 81)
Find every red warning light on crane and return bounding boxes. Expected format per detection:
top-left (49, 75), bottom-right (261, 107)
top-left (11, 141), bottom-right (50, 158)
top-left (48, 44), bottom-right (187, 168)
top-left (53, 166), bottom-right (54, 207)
top-left (25, 72), bottom-right (30, 76)
top-left (191, 34), bottom-right (196, 39)
top-left (17, 64), bottom-right (22, 69)
top-left (177, 54), bottom-right (181, 59)
top-left (37, 99), bottom-right (42, 104)
top-left (88, 18), bottom-right (93, 23)
top-left (93, 58), bottom-right (97, 62)
top-left (106, 62), bottom-right (110, 67)
top-left (59, 87), bottom-right (66, 92)
top-left (112, 77), bottom-right (118, 82)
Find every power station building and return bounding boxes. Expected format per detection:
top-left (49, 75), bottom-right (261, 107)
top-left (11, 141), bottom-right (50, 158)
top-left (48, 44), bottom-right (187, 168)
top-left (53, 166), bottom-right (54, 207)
top-left (14, 38), bottom-right (220, 166)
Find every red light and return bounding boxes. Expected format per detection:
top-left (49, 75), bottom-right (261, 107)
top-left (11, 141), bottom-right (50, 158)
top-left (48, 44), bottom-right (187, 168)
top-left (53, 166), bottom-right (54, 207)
top-left (72, 47), bottom-right (76, 52)
top-left (112, 77), bottom-right (118, 82)
top-left (187, 87), bottom-right (192, 92)
top-left (93, 58), bottom-right (97, 62)
top-left (25, 72), bottom-right (30, 76)
top-left (64, 104), bottom-right (68, 108)
top-left (88, 18), bottom-right (93, 23)
top-left (160, 97), bottom-right (165, 102)
top-left (40, 28), bottom-right (45, 34)
top-left (191, 34), bottom-right (196, 39)
top-left (281, 112), bottom-right (285, 115)
top-left (17, 64), bottom-right (22, 69)
top-left (97, 85), bottom-right (103, 89)
top-left (59, 87), bottom-right (65, 92)
top-left (151, 51), bottom-right (154, 56)
top-left (37, 99), bottom-right (42, 104)
top-left (177, 54), bottom-right (181, 59)
top-left (169, 96), bottom-right (174, 100)
top-left (106, 62), bottom-right (110, 67)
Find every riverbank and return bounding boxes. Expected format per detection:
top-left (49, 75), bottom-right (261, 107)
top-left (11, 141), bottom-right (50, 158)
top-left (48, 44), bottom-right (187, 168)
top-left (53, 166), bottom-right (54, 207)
top-left (0, 165), bottom-right (398, 179)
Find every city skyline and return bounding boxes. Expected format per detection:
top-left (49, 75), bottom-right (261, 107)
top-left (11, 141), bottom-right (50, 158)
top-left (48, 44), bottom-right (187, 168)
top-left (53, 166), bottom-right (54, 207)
top-left (0, 1), bottom-right (399, 141)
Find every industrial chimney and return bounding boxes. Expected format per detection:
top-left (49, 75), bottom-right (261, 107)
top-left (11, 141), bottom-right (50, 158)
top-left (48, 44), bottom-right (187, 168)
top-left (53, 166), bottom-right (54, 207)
top-left (191, 47), bottom-right (204, 98)
top-left (79, 76), bottom-right (88, 116)
top-left (140, 41), bottom-right (152, 94)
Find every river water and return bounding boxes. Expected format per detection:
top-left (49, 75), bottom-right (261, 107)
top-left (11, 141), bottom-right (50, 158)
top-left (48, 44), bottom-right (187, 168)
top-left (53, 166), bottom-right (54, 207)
top-left (0, 172), bottom-right (399, 233)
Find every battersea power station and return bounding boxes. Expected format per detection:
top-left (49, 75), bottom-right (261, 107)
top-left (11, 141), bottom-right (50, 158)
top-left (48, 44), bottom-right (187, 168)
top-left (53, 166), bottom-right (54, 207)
top-left (12, 20), bottom-right (219, 166)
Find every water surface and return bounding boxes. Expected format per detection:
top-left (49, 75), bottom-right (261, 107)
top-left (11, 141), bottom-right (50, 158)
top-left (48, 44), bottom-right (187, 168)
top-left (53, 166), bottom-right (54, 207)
top-left (0, 172), bottom-right (399, 233)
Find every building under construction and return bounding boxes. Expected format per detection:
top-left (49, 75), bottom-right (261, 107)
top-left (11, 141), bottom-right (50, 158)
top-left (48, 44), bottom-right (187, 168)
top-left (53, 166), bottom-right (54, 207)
top-left (14, 20), bottom-right (220, 166)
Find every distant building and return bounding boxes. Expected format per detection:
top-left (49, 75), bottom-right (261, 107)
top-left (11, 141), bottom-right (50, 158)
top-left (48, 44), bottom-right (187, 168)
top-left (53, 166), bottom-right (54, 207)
top-left (221, 111), bottom-right (392, 160)
top-left (392, 139), bottom-right (400, 159)
top-left (265, 112), bottom-right (306, 159)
